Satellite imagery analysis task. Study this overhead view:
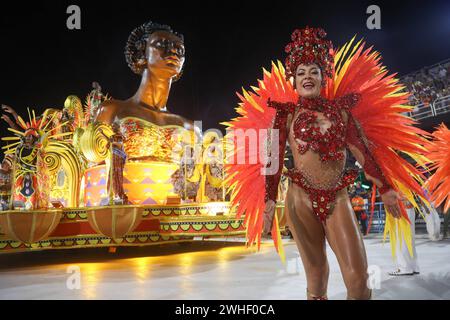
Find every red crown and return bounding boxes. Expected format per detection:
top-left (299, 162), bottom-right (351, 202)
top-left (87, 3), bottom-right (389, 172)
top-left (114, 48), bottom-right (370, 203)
top-left (285, 26), bottom-right (334, 80)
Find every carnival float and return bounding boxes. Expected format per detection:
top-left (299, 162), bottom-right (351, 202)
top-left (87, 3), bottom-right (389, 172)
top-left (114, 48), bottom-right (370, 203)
top-left (0, 22), bottom-right (288, 253)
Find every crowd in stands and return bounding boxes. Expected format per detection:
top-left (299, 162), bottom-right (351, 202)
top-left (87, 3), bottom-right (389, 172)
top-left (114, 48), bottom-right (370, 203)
top-left (401, 61), bottom-right (450, 109)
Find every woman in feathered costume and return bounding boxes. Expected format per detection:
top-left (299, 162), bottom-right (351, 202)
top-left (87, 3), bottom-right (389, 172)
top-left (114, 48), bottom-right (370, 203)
top-left (224, 27), bottom-right (429, 300)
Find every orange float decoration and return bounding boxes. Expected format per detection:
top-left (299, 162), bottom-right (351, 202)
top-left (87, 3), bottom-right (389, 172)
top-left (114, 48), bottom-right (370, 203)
top-left (0, 210), bottom-right (62, 244)
top-left (87, 205), bottom-right (143, 240)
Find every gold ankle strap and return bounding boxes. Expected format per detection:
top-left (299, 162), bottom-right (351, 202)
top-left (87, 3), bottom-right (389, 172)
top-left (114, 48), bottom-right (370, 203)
top-left (307, 288), bottom-right (328, 300)
top-left (347, 289), bottom-right (372, 300)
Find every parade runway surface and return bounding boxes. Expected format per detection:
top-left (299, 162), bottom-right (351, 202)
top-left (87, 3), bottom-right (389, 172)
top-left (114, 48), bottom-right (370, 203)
top-left (0, 235), bottom-right (449, 300)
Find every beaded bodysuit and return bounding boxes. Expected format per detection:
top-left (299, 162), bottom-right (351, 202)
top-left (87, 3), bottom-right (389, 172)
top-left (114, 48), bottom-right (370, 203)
top-left (265, 93), bottom-right (391, 222)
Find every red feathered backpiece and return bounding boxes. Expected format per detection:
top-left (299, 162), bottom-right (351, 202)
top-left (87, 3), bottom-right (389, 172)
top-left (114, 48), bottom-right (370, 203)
top-left (425, 123), bottom-right (450, 213)
top-left (223, 37), bottom-right (430, 259)
top-left (222, 61), bottom-right (297, 261)
top-left (325, 38), bottom-right (430, 202)
top-left (324, 38), bottom-right (431, 256)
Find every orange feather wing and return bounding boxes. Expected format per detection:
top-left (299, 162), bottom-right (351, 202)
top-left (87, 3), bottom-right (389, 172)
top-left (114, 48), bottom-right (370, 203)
top-left (425, 123), bottom-right (450, 212)
top-left (222, 61), bottom-right (297, 258)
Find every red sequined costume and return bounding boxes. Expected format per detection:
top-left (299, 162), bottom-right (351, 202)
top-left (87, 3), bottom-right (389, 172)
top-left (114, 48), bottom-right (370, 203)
top-left (225, 27), bottom-right (429, 261)
top-left (264, 93), bottom-right (391, 223)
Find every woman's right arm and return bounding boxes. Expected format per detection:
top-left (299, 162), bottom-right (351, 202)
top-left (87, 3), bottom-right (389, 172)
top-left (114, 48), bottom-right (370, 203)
top-left (263, 101), bottom-right (293, 235)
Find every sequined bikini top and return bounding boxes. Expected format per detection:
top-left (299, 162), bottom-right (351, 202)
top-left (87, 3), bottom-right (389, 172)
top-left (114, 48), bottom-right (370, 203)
top-left (269, 93), bottom-right (360, 162)
top-left (120, 117), bottom-right (192, 163)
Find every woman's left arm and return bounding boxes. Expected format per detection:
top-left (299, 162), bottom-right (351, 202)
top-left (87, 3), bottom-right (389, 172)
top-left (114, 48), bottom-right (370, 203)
top-left (345, 111), bottom-right (402, 218)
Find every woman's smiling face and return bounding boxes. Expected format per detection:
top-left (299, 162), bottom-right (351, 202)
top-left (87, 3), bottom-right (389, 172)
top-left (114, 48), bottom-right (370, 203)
top-left (295, 63), bottom-right (323, 98)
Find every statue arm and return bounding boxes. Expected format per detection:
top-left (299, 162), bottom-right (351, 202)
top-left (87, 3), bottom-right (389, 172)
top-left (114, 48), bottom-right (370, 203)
top-left (1, 104), bottom-right (20, 122)
top-left (1, 114), bottom-right (20, 131)
top-left (94, 101), bottom-right (118, 125)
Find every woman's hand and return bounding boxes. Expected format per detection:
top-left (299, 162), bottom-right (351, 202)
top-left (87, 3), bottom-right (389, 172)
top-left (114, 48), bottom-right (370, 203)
top-left (262, 199), bottom-right (276, 237)
top-left (381, 189), bottom-right (402, 219)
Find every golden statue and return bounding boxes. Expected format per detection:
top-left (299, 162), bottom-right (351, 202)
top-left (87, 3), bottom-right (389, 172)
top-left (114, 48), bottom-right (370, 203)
top-left (80, 22), bottom-right (201, 205)
top-left (95, 21), bottom-right (199, 163)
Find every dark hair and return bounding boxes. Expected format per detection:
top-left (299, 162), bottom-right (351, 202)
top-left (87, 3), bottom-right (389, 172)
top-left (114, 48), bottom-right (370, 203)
top-left (125, 21), bottom-right (184, 76)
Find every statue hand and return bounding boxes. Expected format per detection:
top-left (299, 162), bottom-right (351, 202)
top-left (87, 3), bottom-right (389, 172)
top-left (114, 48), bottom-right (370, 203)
top-left (1, 114), bottom-right (17, 129)
top-left (92, 82), bottom-right (101, 90)
top-left (1, 104), bottom-right (16, 115)
top-left (381, 189), bottom-right (402, 219)
top-left (262, 199), bottom-right (276, 237)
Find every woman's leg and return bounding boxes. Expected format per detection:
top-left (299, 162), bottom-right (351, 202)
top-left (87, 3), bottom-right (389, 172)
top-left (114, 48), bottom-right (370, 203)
top-left (285, 185), bottom-right (329, 299)
top-left (324, 190), bottom-right (371, 300)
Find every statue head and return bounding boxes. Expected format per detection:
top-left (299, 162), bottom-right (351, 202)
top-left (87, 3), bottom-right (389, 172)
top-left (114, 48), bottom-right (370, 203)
top-left (125, 21), bottom-right (185, 82)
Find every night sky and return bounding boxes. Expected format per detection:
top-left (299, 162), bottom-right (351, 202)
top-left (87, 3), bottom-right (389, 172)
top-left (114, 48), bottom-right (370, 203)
top-left (1, 0), bottom-right (449, 143)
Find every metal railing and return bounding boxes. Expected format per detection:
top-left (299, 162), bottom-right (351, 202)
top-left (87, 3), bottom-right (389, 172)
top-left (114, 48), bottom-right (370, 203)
top-left (361, 202), bottom-right (444, 234)
top-left (404, 94), bottom-right (450, 121)
top-left (364, 202), bottom-right (386, 234)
